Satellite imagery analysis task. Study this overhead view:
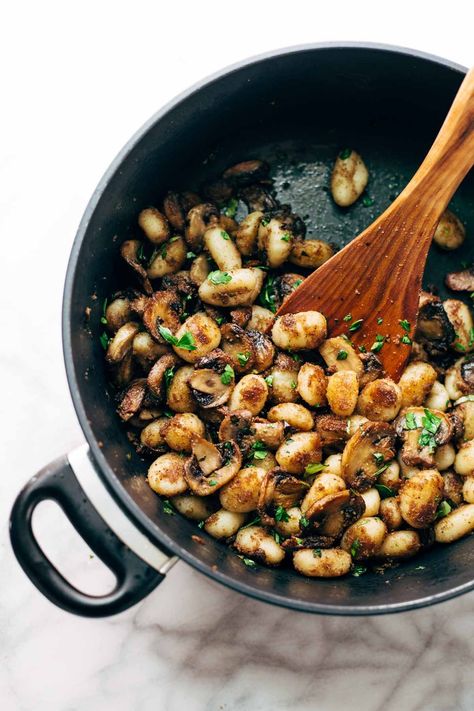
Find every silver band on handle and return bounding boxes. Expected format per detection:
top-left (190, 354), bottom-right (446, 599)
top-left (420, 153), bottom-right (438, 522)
top-left (68, 445), bottom-right (178, 574)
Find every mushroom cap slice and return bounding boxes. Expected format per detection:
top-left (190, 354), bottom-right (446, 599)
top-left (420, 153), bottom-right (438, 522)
top-left (106, 322), bottom-right (140, 364)
top-left (314, 414), bottom-right (351, 446)
top-left (222, 159), bottom-right (270, 186)
top-left (120, 240), bottom-right (153, 295)
top-left (142, 290), bottom-right (182, 341)
top-left (147, 353), bottom-right (179, 399)
top-left (184, 439), bottom-right (242, 495)
top-left (189, 368), bottom-right (233, 408)
top-left (220, 323), bottom-right (256, 373)
top-left (246, 329), bottom-right (275, 372)
top-left (117, 378), bottom-right (147, 421)
top-left (341, 421), bottom-right (396, 491)
top-left (257, 468), bottom-right (309, 526)
top-left (305, 490), bottom-right (366, 537)
top-left (218, 409), bottom-right (254, 453)
top-left (394, 407), bottom-right (454, 467)
top-left (281, 534), bottom-right (335, 551)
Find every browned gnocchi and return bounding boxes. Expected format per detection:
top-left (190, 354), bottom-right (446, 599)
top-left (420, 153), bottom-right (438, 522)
top-left (101, 155), bottom-right (474, 581)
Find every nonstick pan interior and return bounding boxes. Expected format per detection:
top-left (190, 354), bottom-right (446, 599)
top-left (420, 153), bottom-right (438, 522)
top-left (64, 45), bottom-right (474, 613)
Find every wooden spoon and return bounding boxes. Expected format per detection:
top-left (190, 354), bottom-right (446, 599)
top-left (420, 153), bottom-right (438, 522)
top-left (278, 67), bottom-right (474, 381)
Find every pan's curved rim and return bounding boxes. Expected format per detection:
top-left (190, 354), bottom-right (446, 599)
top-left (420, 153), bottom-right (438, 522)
top-left (62, 41), bottom-right (471, 615)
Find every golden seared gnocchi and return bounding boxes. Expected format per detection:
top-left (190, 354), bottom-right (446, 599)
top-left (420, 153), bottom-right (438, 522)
top-left (101, 155), bottom-right (474, 581)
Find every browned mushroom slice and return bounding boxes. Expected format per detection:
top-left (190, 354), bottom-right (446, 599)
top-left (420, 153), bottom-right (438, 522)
top-left (239, 184), bottom-right (278, 212)
top-left (147, 353), bottom-right (179, 399)
top-left (185, 203), bottom-right (219, 250)
top-left (342, 421), bottom-right (396, 491)
top-left (461, 356), bottom-right (474, 389)
top-left (445, 265), bottom-right (474, 292)
top-left (314, 414), bottom-right (350, 446)
top-left (111, 350), bottom-right (134, 387)
top-left (202, 178), bottom-right (234, 205)
top-left (220, 323), bottom-right (256, 373)
top-left (218, 409), bottom-right (254, 453)
top-left (117, 378), bottom-right (147, 421)
top-left (120, 240), bottom-right (153, 295)
top-left (359, 352), bottom-right (384, 388)
top-left (394, 407), bottom-right (454, 467)
top-left (189, 369), bottom-right (233, 408)
top-left (129, 291), bottom-right (149, 317)
top-left (246, 330), bottom-right (275, 372)
top-left (252, 418), bottom-right (285, 450)
top-left (184, 438), bottom-right (241, 495)
top-left (142, 290), bottom-right (182, 341)
top-left (222, 159), bottom-right (270, 186)
top-left (106, 322), bottom-right (140, 364)
top-left (305, 490), bottom-right (365, 538)
top-left (163, 191), bottom-right (201, 232)
top-left (416, 291), bottom-right (455, 358)
top-left (257, 468), bottom-right (309, 526)
top-left (278, 273), bottom-right (306, 307)
top-left (281, 535), bottom-right (335, 551)
top-left (230, 306), bottom-right (252, 328)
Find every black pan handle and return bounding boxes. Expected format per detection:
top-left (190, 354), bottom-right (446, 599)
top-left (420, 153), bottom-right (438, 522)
top-left (10, 454), bottom-right (166, 617)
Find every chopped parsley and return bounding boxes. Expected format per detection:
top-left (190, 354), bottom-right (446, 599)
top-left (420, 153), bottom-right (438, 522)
top-left (164, 366), bottom-right (175, 389)
top-left (362, 196), bottom-right (374, 207)
top-left (220, 230), bottom-right (230, 240)
top-left (313, 548), bottom-right (322, 558)
top-left (469, 328), bottom-right (474, 348)
top-left (221, 198), bottom-right (238, 218)
top-left (375, 483), bottom-right (394, 499)
top-left (373, 452), bottom-right (385, 466)
top-left (264, 375), bottom-right (274, 387)
top-left (261, 216), bottom-right (270, 227)
top-left (348, 318), bottom-right (363, 332)
top-left (339, 148), bottom-right (352, 160)
top-left (399, 319), bottom-right (411, 332)
top-left (197, 521), bottom-right (205, 528)
top-left (158, 325), bottom-right (197, 351)
top-left (305, 462), bottom-right (328, 475)
top-left (290, 380), bottom-right (297, 389)
top-left (377, 317), bottom-right (383, 324)
top-left (100, 298), bottom-right (108, 325)
top-left (337, 350), bottom-right (348, 360)
top-left (238, 555), bottom-right (256, 568)
top-left (405, 411), bottom-right (418, 430)
top-left (343, 313), bottom-right (352, 322)
top-left (240, 516), bottom-right (261, 530)
top-left (358, 344), bottom-right (367, 353)
top-left (221, 364), bottom-right (235, 385)
top-left (258, 274), bottom-right (278, 313)
top-left (281, 233), bottom-right (291, 242)
top-left (237, 352), bottom-right (251, 366)
top-left (350, 539), bottom-right (361, 557)
top-left (215, 316), bottom-right (225, 326)
top-left (274, 505), bottom-right (290, 523)
top-left (162, 499), bottom-right (175, 515)
top-left (208, 270), bottom-right (232, 285)
top-left (352, 564), bottom-right (367, 577)
top-left (248, 440), bottom-right (268, 461)
top-left (300, 515), bottom-right (310, 529)
top-left (99, 331), bottom-right (110, 350)
top-left (436, 500), bottom-right (452, 519)
top-left (401, 335), bottom-right (412, 345)
top-left (186, 251), bottom-right (197, 259)
top-left (208, 480), bottom-right (217, 487)
top-left (371, 334), bottom-right (385, 353)
top-left (418, 409), bottom-right (442, 453)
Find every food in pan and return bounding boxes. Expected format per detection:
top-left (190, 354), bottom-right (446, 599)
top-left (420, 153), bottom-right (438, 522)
top-left (99, 154), bottom-right (474, 578)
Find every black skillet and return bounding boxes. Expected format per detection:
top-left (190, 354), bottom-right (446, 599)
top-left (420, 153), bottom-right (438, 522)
top-left (9, 43), bottom-right (474, 617)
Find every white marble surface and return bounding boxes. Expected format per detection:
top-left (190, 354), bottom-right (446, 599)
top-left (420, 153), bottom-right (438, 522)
top-left (2, 2), bottom-right (474, 710)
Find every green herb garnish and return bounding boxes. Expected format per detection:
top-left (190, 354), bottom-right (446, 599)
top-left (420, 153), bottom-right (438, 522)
top-left (237, 352), bottom-right (251, 366)
top-left (248, 440), bottom-right (268, 461)
top-left (405, 411), bottom-right (418, 430)
top-left (375, 483), bottom-right (394, 499)
top-left (401, 335), bottom-right (412, 345)
top-left (258, 274), bottom-right (278, 313)
top-left (158, 325), bottom-right (197, 351)
top-left (362, 196), bottom-right (374, 207)
top-left (281, 233), bottom-right (291, 242)
top-left (221, 198), bottom-right (238, 218)
top-left (240, 516), bottom-right (261, 530)
top-left (100, 298), bottom-right (108, 325)
top-left (220, 230), bottom-right (230, 240)
top-left (352, 564), bottom-right (367, 577)
top-left (186, 251), bottom-right (197, 259)
top-left (436, 500), bottom-right (452, 519)
top-left (290, 380), bottom-right (297, 389)
top-left (399, 319), bottom-right (410, 332)
top-left (337, 350), bottom-right (348, 360)
top-left (238, 555), bottom-right (256, 568)
top-left (349, 318), bottom-right (363, 332)
top-left (162, 499), bottom-right (175, 515)
top-left (371, 334), bottom-right (385, 353)
top-left (343, 313), bottom-right (352, 322)
top-left (208, 270), bottom-right (232, 285)
top-left (208, 480), bottom-right (217, 487)
top-left (418, 409), bottom-right (442, 453)
top-left (164, 366), bottom-right (175, 390)
top-left (300, 515), bottom-right (310, 529)
top-left (377, 317), bottom-right (383, 324)
top-left (350, 539), bottom-right (361, 557)
top-left (221, 364), bottom-right (234, 385)
top-left (274, 505), bottom-right (290, 523)
top-left (313, 548), bottom-right (322, 558)
top-left (339, 148), bottom-right (352, 160)
top-left (305, 462), bottom-right (328, 476)
top-left (265, 375), bottom-right (274, 387)
top-left (99, 331), bottom-right (110, 350)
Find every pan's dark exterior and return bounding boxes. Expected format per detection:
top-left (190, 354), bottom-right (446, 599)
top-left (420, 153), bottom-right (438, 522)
top-left (10, 43), bottom-right (474, 616)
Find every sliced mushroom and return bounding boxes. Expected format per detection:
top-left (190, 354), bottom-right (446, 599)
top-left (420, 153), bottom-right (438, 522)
top-left (106, 322), bottom-right (140, 364)
top-left (319, 336), bottom-right (363, 377)
top-left (281, 534), bottom-right (336, 551)
top-left (120, 240), bottom-right (153, 294)
top-left (142, 290), bottom-right (182, 341)
top-left (314, 414), bottom-right (351, 446)
top-left (305, 489), bottom-right (366, 538)
top-left (445, 264), bottom-right (474, 292)
top-left (222, 159), bottom-right (270, 186)
top-left (230, 307), bottom-right (252, 329)
top-left (341, 421), bottom-right (396, 491)
top-left (239, 184), bottom-right (278, 212)
top-left (189, 368), bottom-right (233, 408)
top-left (163, 191), bottom-right (200, 232)
top-left (246, 329), bottom-right (275, 372)
top-left (358, 352), bottom-right (384, 388)
top-left (220, 323), bottom-right (256, 373)
top-left (257, 468), bottom-right (309, 526)
top-left (105, 295), bottom-right (132, 333)
top-left (218, 409), bottom-right (254, 454)
top-left (117, 378), bottom-right (147, 421)
top-left (147, 353), bottom-right (179, 399)
top-left (251, 418), bottom-right (285, 450)
top-left (395, 407), bottom-right (454, 467)
top-left (416, 291), bottom-right (456, 362)
top-left (132, 332), bottom-right (169, 370)
top-left (185, 203), bottom-right (219, 250)
top-left (184, 438), bottom-right (242, 495)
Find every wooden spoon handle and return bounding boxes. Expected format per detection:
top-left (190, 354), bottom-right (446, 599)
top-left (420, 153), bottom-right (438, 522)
top-left (390, 66), bottom-right (474, 219)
